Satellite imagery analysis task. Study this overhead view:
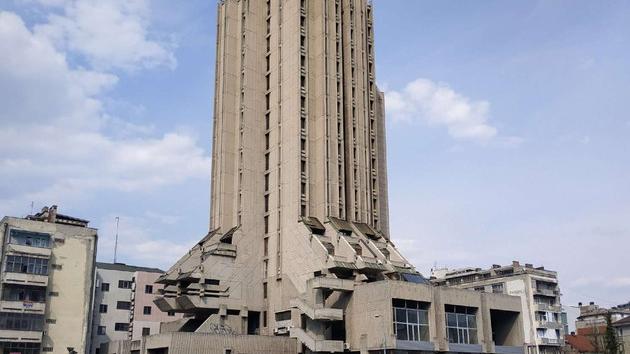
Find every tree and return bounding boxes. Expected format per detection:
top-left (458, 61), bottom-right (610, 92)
top-left (603, 312), bottom-right (620, 354)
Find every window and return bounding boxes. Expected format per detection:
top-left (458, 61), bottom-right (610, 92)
top-left (492, 283), bottom-right (504, 294)
top-left (116, 301), bottom-right (131, 310)
top-left (142, 327), bottom-right (151, 336)
top-left (0, 342), bottom-right (40, 354)
top-left (5, 255), bottom-right (49, 275)
top-left (9, 229), bottom-right (51, 248)
top-left (2, 284), bottom-right (46, 302)
top-left (167, 311), bottom-right (175, 317)
top-left (101, 283), bottom-right (110, 292)
top-left (0, 312), bottom-right (44, 331)
top-left (143, 306), bottom-right (152, 315)
top-left (145, 285), bottom-right (153, 294)
top-left (392, 299), bottom-right (429, 341)
top-left (263, 282), bottom-right (267, 299)
top-left (97, 326), bottom-right (106, 335)
top-left (445, 305), bottom-right (478, 344)
top-left (118, 280), bottom-right (132, 289)
top-left (99, 304), bottom-right (108, 313)
top-left (114, 323), bottom-right (129, 331)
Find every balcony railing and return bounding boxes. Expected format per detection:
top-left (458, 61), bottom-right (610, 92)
top-left (534, 288), bottom-right (557, 296)
top-left (0, 329), bottom-right (42, 342)
top-left (538, 338), bottom-right (562, 345)
top-left (0, 300), bottom-right (46, 314)
top-left (535, 303), bottom-right (562, 312)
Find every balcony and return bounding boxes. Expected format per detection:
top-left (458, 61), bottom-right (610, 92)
top-left (536, 320), bottom-right (563, 329)
top-left (2, 272), bottom-right (48, 287)
top-left (4, 244), bottom-right (51, 258)
top-left (0, 300), bottom-right (46, 314)
top-left (0, 329), bottom-right (42, 342)
top-left (534, 288), bottom-right (557, 297)
top-left (309, 277), bottom-right (354, 292)
top-left (495, 345), bottom-right (524, 354)
top-left (538, 338), bottom-right (562, 346)
top-left (289, 327), bottom-right (345, 353)
top-left (290, 298), bottom-right (343, 321)
top-left (535, 303), bottom-right (561, 312)
top-left (203, 242), bottom-right (236, 258)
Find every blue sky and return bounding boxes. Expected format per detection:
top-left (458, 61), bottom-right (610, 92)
top-left (1, 0), bottom-right (628, 310)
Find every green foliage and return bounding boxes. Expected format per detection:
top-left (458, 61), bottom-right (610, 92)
top-left (604, 312), bottom-right (620, 354)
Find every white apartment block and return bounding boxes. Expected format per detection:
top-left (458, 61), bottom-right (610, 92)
top-left (0, 206), bottom-right (97, 354)
top-left (432, 261), bottom-right (564, 354)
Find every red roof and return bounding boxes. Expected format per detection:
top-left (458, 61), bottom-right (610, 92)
top-left (613, 316), bottom-right (630, 327)
top-left (565, 334), bottom-right (596, 353)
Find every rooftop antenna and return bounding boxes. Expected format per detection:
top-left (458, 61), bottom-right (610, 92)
top-left (113, 217), bottom-right (120, 263)
top-left (30, 201), bottom-right (34, 216)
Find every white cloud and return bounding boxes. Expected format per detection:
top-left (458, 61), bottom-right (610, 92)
top-left (385, 78), bottom-right (509, 143)
top-left (34, 0), bottom-right (176, 71)
top-left (97, 214), bottom-right (195, 269)
top-left (0, 11), bottom-right (209, 214)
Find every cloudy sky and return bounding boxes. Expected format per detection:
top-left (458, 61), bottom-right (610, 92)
top-left (1, 0), bottom-right (628, 309)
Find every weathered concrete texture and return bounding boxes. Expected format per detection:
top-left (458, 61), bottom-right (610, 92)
top-left (108, 333), bottom-right (298, 354)
top-left (0, 210), bottom-right (97, 354)
top-left (346, 280), bottom-right (525, 353)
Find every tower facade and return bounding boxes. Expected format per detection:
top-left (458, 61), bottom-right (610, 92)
top-left (210, 0), bottom-right (389, 238)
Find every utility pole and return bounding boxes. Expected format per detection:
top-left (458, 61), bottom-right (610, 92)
top-left (113, 217), bottom-right (120, 263)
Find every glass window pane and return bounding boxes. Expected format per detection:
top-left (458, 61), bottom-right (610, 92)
top-left (396, 308), bottom-right (406, 323)
top-left (418, 310), bottom-right (428, 325)
top-left (461, 328), bottom-right (468, 344)
top-left (396, 323), bottom-right (408, 340)
top-left (448, 327), bottom-right (458, 343)
top-left (407, 309), bottom-right (418, 324)
top-left (447, 313), bottom-right (457, 327)
top-left (468, 315), bottom-right (477, 329)
top-left (458, 313), bottom-right (468, 327)
top-left (410, 324), bottom-right (418, 341)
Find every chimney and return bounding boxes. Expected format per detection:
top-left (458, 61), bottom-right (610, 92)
top-left (48, 205), bottom-right (58, 223)
top-left (589, 301), bottom-right (595, 306)
top-left (578, 302), bottom-right (582, 306)
top-left (512, 260), bottom-right (520, 268)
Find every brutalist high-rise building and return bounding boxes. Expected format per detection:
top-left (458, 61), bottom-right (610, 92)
top-left (151, 2), bottom-right (526, 354)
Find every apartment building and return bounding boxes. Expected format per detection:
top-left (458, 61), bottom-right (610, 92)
top-left (0, 205), bottom-right (97, 354)
top-left (432, 261), bottom-right (564, 354)
top-left (91, 263), bottom-right (181, 354)
top-left (573, 301), bottom-right (630, 352)
top-left (613, 316), bottom-right (630, 354)
top-left (575, 301), bottom-right (630, 335)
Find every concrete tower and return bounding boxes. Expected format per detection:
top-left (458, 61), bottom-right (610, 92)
top-left (155, 0), bottom-right (423, 351)
top-left (210, 0), bottom-right (389, 237)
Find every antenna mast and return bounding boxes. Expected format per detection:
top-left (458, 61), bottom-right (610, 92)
top-left (113, 217), bottom-right (120, 263)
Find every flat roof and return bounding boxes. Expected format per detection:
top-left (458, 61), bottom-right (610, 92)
top-left (96, 262), bottom-right (164, 274)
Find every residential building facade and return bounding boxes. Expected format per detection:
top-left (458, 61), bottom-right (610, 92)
top-left (0, 205), bottom-right (97, 354)
top-left (432, 261), bottom-right (564, 354)
top-left (613, 316), bottom-right (630, 354)
top-left (574, 301), bottom-right (630, 353)
top-left (91, 263), bottom-right (181, 354)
